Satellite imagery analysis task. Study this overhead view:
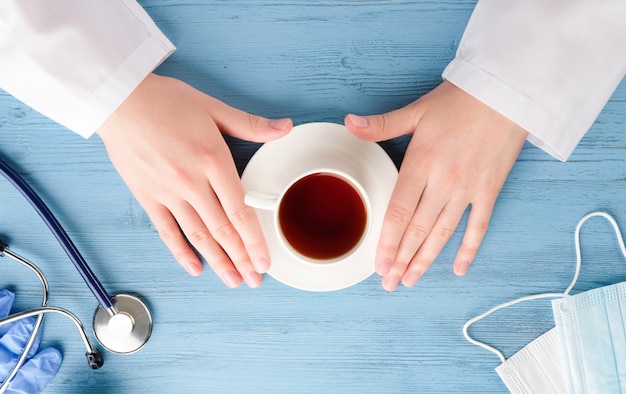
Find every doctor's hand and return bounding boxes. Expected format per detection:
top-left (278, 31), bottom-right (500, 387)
top-left (345, 81), bottom-right (528, 291)
top-left (97, 73), bottom-right (292, 288)
top-left (1, 289), bottom-right (63, 392)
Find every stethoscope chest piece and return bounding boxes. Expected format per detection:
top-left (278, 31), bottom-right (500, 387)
top-left (93, 293), bottom-right (152, 354)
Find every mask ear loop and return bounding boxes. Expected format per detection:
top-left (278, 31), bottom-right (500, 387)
top-left (564, 211), bottom-right (626, 295)
top-left (462, 211), bottom-right (626, 363)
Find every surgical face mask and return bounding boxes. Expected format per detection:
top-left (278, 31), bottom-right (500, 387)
top-left (495, 327), bottom-right (568, 394)
top-left (464, 212), bottom-right (626, 394)
top-left (552, 282), bottom-right (626, 393)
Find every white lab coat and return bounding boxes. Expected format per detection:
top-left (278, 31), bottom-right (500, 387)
top-left (1, 0), bottom-right (625, 161)
top-left (443, 0), bottom-right (626, 161)
top-left (0, 1), bottom-right (175, 136)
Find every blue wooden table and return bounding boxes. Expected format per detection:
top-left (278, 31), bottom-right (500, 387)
top-left (1, 1), bottom-right (625, 393)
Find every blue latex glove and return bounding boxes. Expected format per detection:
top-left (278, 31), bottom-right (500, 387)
top-left (0, 289), bottom-right (62, 393)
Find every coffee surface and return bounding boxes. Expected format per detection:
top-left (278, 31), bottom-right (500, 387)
top-left (278, 173), bottom-right (367, 260)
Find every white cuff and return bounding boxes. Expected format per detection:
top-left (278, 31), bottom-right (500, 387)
top-left (442, 0), bottom-right (626, 162)
top-left (443, 59), bottom-right (577, 162)
top-left (0, 0), bottom-right (175, 138)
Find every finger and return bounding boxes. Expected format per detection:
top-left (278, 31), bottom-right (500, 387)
top-left (209, 98), bottom-right (292, 142)
top-left (344, 102), bottom-right (423, 142)
top-left (183, 184), bottom-right (264, 288)
top-left (0, 316), bottom-right (41, 358)
top-left (169, 200), bottom-right (246, 287)
top-left (373, 142), bottom-right (428, 276)
top-left (390, 183), bottom-right (450, 274)
top-left (9, 347), bottom-right (62, 393)
top-left (145, 203), bottom-right (204, 277)
top-left (374, 179), bottom-right (424, 277)
top-left (453, 197), bottom-right (496, 276)
top-left (400, 201), bottom-right (468, 288)
top-left (0, 289), bottom-right (16, 320)
top-left (195, 140), bottom-right (271, 275)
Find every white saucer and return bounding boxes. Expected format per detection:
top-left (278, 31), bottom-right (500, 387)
top-left (241, 122), bottom-right (398, 291)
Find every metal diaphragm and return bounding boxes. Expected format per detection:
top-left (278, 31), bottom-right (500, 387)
top-left (93, 293), bottom-right (152, 354)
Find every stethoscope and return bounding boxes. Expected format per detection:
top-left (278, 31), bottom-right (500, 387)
top-left (0, 155), bottom-right (153, 391)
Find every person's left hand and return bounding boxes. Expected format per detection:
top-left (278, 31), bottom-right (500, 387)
top-left (0, 289), bottom-right (63, 392)
top-left (345, 81), bottom-right (528, 291)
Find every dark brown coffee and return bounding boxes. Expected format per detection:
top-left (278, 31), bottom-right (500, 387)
top-left (278, 172), bottom-right (367, 260)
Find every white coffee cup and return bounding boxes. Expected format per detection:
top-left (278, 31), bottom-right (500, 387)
top-left (245, 168), bottom-right (371, 265)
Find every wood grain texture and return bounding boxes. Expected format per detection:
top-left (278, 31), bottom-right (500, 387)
top-left (1, 1), bottom-right (625, 393)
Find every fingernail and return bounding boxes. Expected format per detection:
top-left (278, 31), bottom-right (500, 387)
top-left (349, 114), bottom-right (369, 128)
top-left (243, 271), bottom-right (262, 288)
top-left (253, 256), bottom-right (270, 273)
top-left (455, 260), bottom-right (470, 276)
top-left (185, 262), bottom-right (202, 277)
top-left (376, 258), bottom-right (393, 276)
top-left (402, 270), bottom-right (423, 287)
top-left (382, 274), bottom-right (400, 292)
top-left (269, 118), bottom-right (291, 130)
top-left (222, 271), bottom-right (241, 288)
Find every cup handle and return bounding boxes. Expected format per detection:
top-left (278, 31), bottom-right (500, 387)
top-left (245, 191), bottom-right (279, 211)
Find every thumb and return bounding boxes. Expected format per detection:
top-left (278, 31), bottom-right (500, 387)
top-left (209, 98), bottom-right (293, 143)
top-left (344, 102), bottom-right (423, 142)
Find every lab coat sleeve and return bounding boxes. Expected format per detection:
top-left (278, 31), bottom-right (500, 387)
top-left (442, 0), bottom-right (626, 161)
top-left (0, 0), bottom-right (175, 137)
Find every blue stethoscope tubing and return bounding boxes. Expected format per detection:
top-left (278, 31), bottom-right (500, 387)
top-left (0, 153), bottom-right (152, 383)
top-left (0, 240), bottom-right (103, 394)
top-left (0, 155), bottom-right (115, 311)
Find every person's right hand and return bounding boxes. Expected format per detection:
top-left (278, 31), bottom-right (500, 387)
top-left (97, 73), bottom-right (292, 288)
